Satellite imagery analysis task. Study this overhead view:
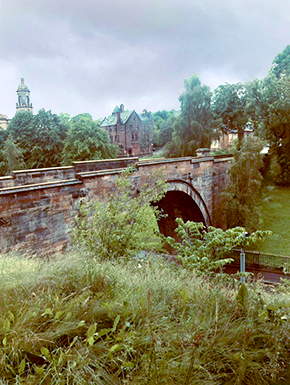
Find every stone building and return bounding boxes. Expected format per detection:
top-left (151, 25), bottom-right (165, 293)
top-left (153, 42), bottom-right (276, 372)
top-left (211, 127), bottom-right (254, 151)
top-left (0, 114), bottom-right (10, 130)
top-left (100, 104), bottom-right (153, 157)
top-left (16, 78), bottom-right (33, 113)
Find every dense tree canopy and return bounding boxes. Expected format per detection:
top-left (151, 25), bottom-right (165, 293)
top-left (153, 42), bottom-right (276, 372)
top-left (220, 136), bottom-right (264, 231)
top-left (0, 135), bottom-right (25, 175)
top-left (256, 75), bottom-right (290, 184)
top-left (270, 45), bottom-right (290, 79)
top-left (152, 110), bottom-right (177, 148)
top-left (0, 110), bottom-right (119, 175)
top-left (61, 116), bottom-right (119, 165)
top-left (212, 82), bottom-right (248, 145)
top-left (164, 74), bottom-right (213, 157)
top-left (7, 109), bottom-right (67, 169)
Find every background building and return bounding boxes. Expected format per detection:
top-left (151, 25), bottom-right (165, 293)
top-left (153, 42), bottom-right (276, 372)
top-left (100, 104), bottom-right (153, 156)
top-left (16, 78), bottom-right (33, 113)
top-left (0, 114), bottom-right (10, 130)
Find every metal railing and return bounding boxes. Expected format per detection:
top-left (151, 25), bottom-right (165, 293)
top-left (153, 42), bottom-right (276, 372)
top-left (232, 249), bottom-right (290, 271)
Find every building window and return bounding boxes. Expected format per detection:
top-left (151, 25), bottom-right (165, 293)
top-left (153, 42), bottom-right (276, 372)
top-left (137, 125), bottom-right (139, 130)
top-left (130, 125), bottom-right (133, 131)
top-left (109, 127), bottom-right (112, 132)
top-left (135, 134), bottom-right (138, 141)
top-left (121, 125), bottom-right (124, 131)
top-left (110, 135), bottom-right (113, 143)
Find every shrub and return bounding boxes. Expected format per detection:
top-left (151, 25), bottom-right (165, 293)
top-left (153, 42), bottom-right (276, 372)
top-left (73, 168), bottom-right (167, 260)
top-left (165, 218), bottom-right (269, 275)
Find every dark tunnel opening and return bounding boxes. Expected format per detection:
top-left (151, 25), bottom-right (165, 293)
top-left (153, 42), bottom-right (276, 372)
top-left (155, 190), bottom-right (206, 239)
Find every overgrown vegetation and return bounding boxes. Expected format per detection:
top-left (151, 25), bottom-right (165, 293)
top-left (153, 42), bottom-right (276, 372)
top-left (220, 135), bottom-right (265, 232)
top-left (0, 167), bottom-right (285, 384)
top-left (1, 250), bottom-right (290, 384)
top-left (73, 168), bottom-right (166, 260)
top-left (166, 218), bottom-right (267, 274)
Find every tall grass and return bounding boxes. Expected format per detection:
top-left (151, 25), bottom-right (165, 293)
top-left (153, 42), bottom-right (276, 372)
top-left (1, 251), bottom-right (290, 383)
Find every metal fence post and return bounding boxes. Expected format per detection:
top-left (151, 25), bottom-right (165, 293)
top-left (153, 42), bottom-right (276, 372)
top-left (240, 248), bottom-right (245, 284)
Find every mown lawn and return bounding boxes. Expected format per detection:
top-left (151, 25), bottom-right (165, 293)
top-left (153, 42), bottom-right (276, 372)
top-left (257, 186), bottom-right (290, 255)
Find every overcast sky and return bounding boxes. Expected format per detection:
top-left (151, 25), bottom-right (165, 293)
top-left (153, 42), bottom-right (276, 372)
top-left (0, 0), bottom-right (289, 120)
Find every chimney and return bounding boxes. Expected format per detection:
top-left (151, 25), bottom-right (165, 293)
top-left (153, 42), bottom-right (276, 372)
top-left (120, 104), bottom-right (124, 112)
top-left (117, 111), bottom-right (121, 126)
top-left (21, 78), bottom-right (24, 84)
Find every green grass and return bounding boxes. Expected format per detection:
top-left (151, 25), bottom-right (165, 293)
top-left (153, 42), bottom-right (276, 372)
top-left (256, 186), bottom-right (290, 256)
top-left (1, 250), bottom-right (290, 384)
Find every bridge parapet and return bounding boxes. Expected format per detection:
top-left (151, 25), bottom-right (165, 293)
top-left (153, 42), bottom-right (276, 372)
top-left (0, 154), bottom-right (232, 255)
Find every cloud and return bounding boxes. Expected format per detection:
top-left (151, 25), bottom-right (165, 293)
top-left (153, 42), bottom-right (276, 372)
top-left (0, 0), bottom-right (289, 119)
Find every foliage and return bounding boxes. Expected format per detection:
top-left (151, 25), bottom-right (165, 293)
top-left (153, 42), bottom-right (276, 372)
top-left (152, 110), bottom-right (177, 148)
top-left (0, 125), bottom-right (8, 145)
top-left (1, 249), bottom-right (290, 384)
top-left (0, 135), bottom-right (26, 175)
top-left (270, 45), bottom-right (290, 79)
top-left (164, 74), bottom-right (213, 158)
top-left (212, 82), bottom-right (249, 146)
top-left (138, 124), bottom-right (152, 154)
top-left (257, 75), bottom-right (290, 185)
top-left (7, 109), bottom-right (68, 169)
top-left (61, 116), bottom-right (119, 165)
top-left (73, 169), bottom-right (167, 259)
top-left (72, 113), bottom-right (93, 123)
top-left (220, 135), bottom-right (265, 231)
top-left (166, 218), bottom-right (268, 274)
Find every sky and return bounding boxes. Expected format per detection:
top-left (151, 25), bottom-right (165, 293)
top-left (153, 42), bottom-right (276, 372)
top-left (0, 0), bottom-right (289, 120)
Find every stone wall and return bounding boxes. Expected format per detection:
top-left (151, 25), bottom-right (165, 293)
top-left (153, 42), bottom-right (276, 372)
top-left (0, 155), bottom-right (232, 255)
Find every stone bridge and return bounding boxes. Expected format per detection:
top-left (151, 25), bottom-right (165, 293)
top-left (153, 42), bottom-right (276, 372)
top-left (0, 152), bottom-right (232, 255)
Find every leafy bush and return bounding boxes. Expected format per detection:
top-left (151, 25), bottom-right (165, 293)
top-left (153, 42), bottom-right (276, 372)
top-left (166, 218), bottom-right (269, 274)
top-left (73, 169), bottom-right (167, 260)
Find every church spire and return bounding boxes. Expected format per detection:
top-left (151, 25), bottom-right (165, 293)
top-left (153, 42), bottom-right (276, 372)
top-left (16, 78), bottom-right (33, 113)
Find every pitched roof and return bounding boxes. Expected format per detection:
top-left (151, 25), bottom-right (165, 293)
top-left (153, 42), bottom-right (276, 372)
top-left (100, 111), bottom-right (136, 127)
top-left (112, 105), bottom-right (121, 114)
top-left (139, 113), bottom-right (151, 123)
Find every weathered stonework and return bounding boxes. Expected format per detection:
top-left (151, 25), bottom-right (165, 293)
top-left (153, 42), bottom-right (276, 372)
top-left (0, 155), bottom-right (232, 255)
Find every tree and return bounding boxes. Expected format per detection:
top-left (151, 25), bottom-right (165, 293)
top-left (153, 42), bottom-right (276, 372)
top-left (250, 74), bottom-right (290, 185)
top-left (212, 82), bottom-right (249, 146)
top-left (164, 74), bottom-right (213, 157)
top-left (31, 109), bottom-right (68, 168)
top-left (0, 126), bottom-right (8, 145)
top-left (72, 113), bottom-right (93, 123)
top-left (61, 116), bottom-right (119, 165)
top-left (0, 135), bottom-right (25, 175)
top-left (158, 116), bottom-right (175, 147)
top-left (138, 125), bottom-right (152, 154)
top-left (152, 110), bottom-right (176, 148)
top-left (270, 45), bottom-right (290, 79)
top-left (7, 109), bottom-right (68, 169)
top-left (220, 135), bottom-right (264, 232)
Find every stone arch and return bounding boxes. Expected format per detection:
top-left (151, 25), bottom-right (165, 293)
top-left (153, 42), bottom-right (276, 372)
top-left (155, 180), bottom-right (211, 239)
